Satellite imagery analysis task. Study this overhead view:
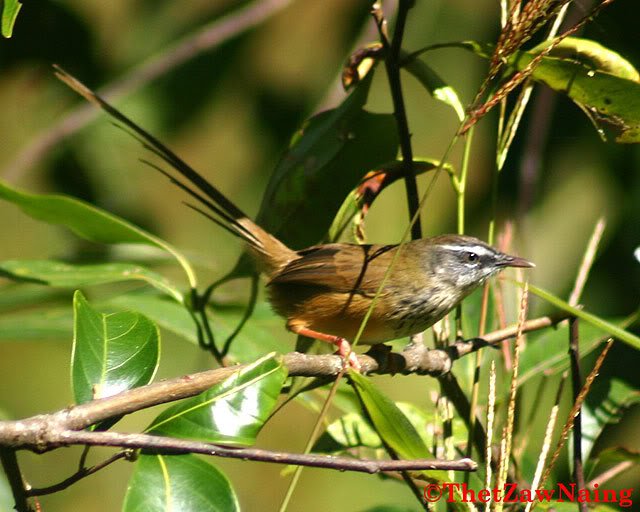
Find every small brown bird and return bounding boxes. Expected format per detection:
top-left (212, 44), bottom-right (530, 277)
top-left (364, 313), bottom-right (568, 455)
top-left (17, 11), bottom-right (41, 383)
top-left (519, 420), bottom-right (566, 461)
top-left (56, 68), bottom-right (534, 370)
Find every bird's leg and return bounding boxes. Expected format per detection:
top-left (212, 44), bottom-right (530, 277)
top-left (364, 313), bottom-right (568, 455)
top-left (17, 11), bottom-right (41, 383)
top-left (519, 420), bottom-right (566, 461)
top-left (289, 325), bottom-right (361, 371)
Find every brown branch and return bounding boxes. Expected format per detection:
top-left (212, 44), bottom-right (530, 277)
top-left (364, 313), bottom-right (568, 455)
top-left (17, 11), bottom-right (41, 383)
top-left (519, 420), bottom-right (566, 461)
top-left (18, 430), bottom-right (477, 481)
top-left (0, 314), bottom-right (566, 450)
top-left (3, 0), bottom-right (292, 182)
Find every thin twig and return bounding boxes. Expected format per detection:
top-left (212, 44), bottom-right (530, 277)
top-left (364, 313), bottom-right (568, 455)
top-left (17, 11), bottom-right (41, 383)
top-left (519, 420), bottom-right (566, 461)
top-left (27, 451), bottom-right (130, 497)
top-left (3, 0), bottom-right (292, 182)
top-left (27, 430), bottom-right (479, 475)
top-left (568, 317), bottom-right (588, 512)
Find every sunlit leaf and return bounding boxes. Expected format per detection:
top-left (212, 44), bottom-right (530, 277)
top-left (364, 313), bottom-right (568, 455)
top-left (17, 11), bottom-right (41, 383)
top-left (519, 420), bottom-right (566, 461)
top-left (72, 291), bottom-right (159, 404)
top-left (1, 0), bottom-right (22, 38)
top-left (147, 354), bottom-right (287, 446)
top-left (512, 37), bottom-right (640, 143)
top-left (0, 260), bottom-right (182, 302)
top-left (123, 454), bottom-right (239, 512)
top-left (0, 179), bottom-right (196, 287)
top-left (403, 54), bottom-right (465, 121)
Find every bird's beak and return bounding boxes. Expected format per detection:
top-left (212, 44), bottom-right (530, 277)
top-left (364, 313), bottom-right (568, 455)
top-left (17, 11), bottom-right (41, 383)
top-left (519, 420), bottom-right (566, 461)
top-left (498, 253), bottom-right (535, 268)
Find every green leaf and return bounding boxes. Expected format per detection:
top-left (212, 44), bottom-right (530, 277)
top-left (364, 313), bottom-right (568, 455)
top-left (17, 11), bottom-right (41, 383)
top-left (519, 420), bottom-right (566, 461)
top-left (123, 454), bottom-right (239, 512)
top-left (0, 260), bottom-right (182, 302)
top-left (349, 372), bottom-right (447, 480)
top-left (0, 307), bottom-right (72, 341)
top-left (251, 74), bottom-right (399, 253)
top-left (525, 282), bottom-right (640, 350)
top-left (0, 179), bottom-right (196, 287)
top-left (512, 37), bottom-right (640, 143)
top-left (1, 0), bottom-right (22, 38)
top-left (402, 55), bottom-right (465, 121)
top-left (0, 471), bottom-right (12, 512)
top-left (72, 291), bottom-right (159, 404)
top-left (147, 354), bottom-right (287, 446)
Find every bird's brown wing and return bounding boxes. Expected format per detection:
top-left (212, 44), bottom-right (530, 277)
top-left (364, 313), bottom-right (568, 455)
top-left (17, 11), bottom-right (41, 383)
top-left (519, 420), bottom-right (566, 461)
top-left (268, 243), bottom-right (398, 296)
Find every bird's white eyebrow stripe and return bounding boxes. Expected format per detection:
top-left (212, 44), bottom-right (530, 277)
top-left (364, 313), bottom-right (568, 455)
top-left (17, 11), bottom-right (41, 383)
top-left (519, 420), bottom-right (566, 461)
top-left (438, 244), bottom-right (495, 256)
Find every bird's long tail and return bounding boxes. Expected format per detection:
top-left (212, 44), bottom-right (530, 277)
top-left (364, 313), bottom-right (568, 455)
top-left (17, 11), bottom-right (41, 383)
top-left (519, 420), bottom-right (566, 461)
top-left (54, 66), bottom-right (295, 275)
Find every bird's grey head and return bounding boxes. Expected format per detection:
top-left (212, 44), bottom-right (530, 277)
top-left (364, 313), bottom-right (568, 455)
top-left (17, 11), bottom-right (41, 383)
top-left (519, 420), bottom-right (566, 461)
top-left (429, 235), bottom-right (534, 293)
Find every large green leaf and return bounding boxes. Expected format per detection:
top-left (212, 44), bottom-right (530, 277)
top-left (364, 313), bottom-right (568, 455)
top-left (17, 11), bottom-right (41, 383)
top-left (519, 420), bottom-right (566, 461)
top-left (1, 0), bottom-right (21, 38)
top-left (251, 74), bottom-right (399, 252)
top-left (0, 179), bottom-right (196, 287)
top-left (147, 354), bottom-right (287, 446)
top-left (0, 260), bottom-right (182, 302)
top-left (123, 454), bottom-right (239, 512)
top-left (512, 37), bottom-right (640, 143)
top-left (72, 291), bottom-right (159, 404)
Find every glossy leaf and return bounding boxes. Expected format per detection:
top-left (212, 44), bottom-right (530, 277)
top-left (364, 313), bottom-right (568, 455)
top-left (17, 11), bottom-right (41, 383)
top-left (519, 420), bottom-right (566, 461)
top-left (123, 454), bottom-right (239, 512)
top-left (251, 74), bottom-right (399, 252)
top-left (147, 353), bottom-right (287, 446)
top-left (512, 37), bottom-right (640, 143)
top-left (0, 260), bottom-right (182, 302)
top-left (0, 307), bottom-right (72, 341)
top-left (1, 0), bottom-right (21, 38)
top-left (72, 291), bottom-right (159, 404)
top-left (0, 179), bottom-right (196, 287)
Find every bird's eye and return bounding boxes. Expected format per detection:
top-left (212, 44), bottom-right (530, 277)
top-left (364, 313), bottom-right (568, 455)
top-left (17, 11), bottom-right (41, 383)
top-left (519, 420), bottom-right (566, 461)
top-left (465, 252), bottom-right (479, 263)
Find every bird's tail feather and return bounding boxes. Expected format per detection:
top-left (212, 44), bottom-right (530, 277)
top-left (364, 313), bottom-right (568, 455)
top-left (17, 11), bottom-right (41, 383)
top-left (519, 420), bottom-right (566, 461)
top-left (54, 65), bottom-right (295, 274)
